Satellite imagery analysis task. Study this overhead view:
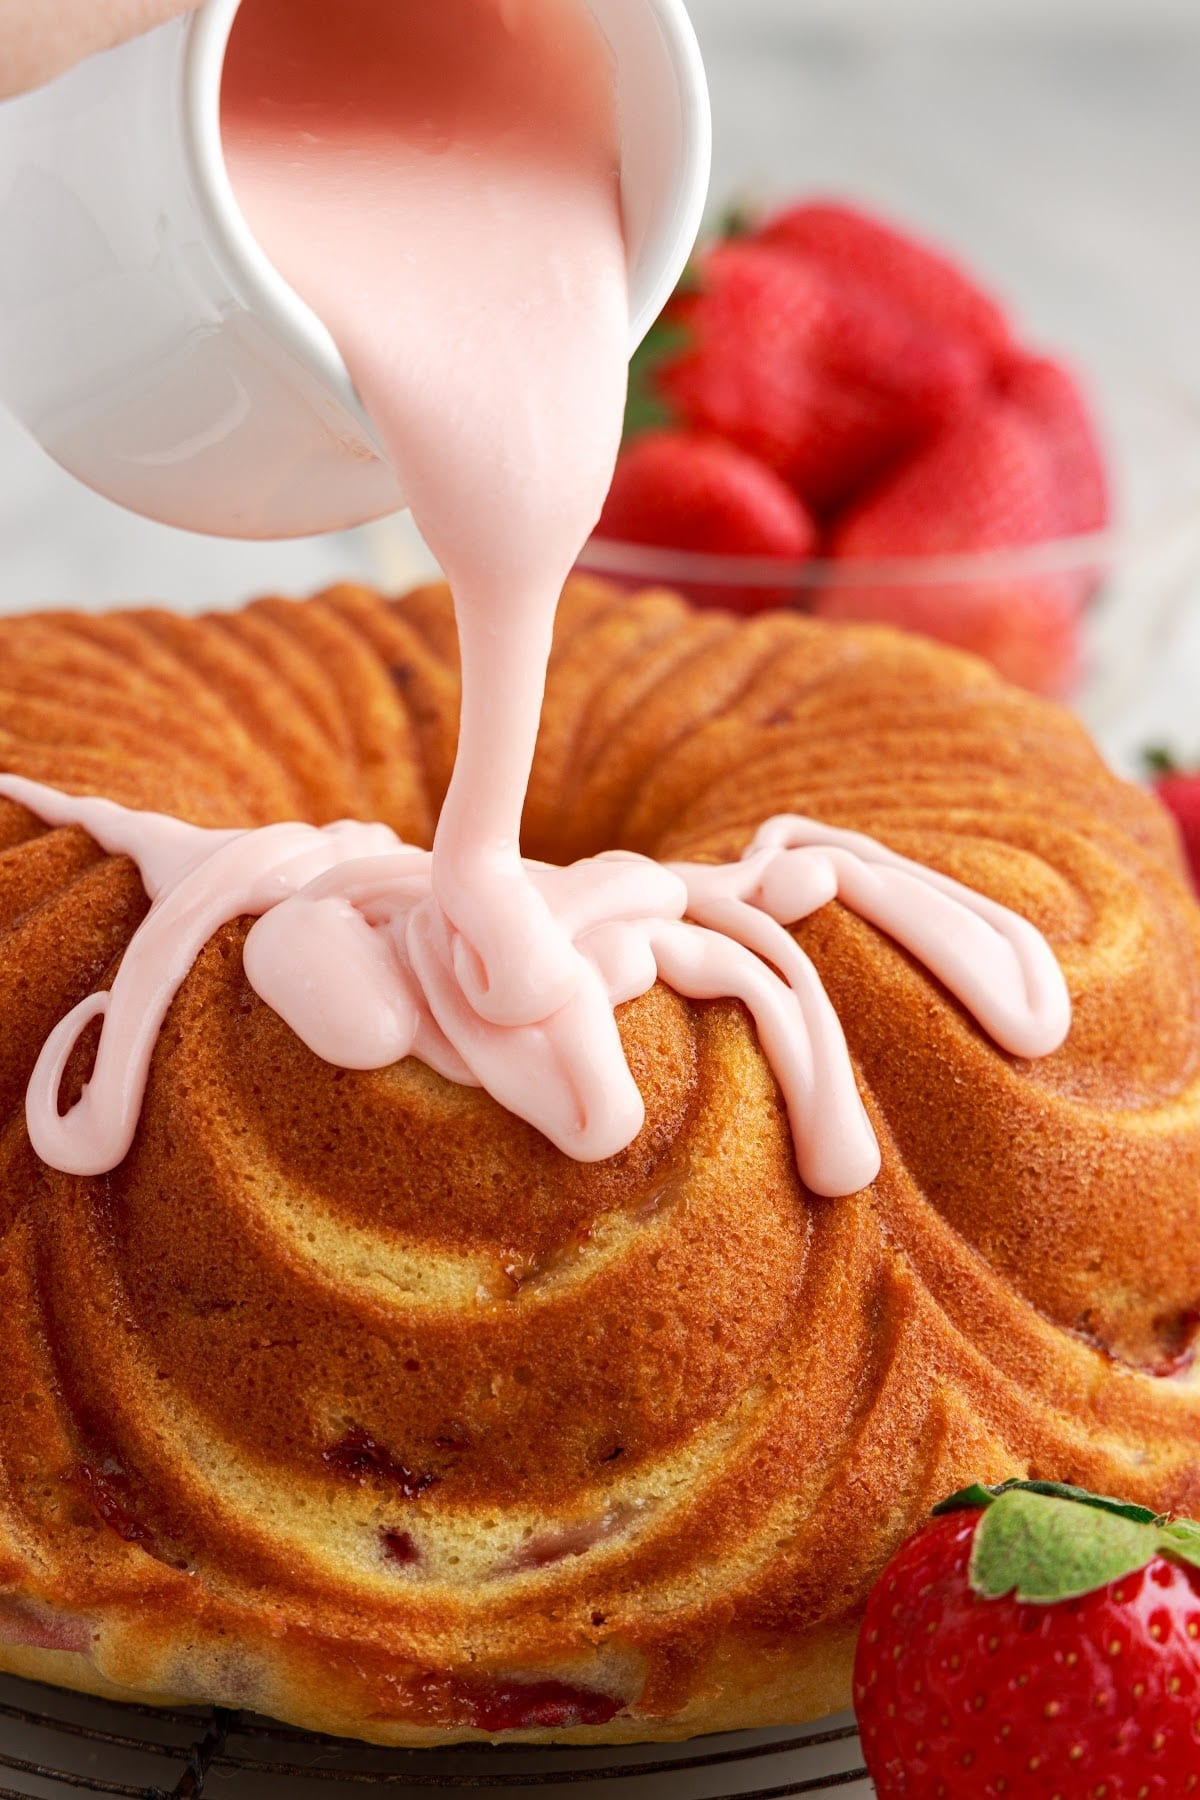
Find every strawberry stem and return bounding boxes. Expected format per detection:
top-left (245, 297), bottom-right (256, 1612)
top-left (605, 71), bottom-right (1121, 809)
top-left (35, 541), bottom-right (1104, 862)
top-left (933, 1481), bottom-right (1200, 1605)
top-left (623, 314), bottom-right (690, 442)
top-left (1144, 745), bottom-right (1182, 778)
top-left (714, 199), bottom-right (760, 241)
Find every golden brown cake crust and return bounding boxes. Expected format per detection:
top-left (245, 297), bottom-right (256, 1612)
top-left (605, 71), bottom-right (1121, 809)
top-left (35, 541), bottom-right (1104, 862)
top-left (0, 579), bottom-right (1199, 1745)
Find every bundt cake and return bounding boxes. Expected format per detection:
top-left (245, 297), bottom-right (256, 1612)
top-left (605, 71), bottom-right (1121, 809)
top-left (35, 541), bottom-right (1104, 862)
top-left (0, 576), bottom-right (1199, 1746)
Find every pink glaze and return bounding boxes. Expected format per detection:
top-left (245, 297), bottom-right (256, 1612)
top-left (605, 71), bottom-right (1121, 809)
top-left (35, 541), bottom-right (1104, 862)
top-left (222, 0), bottom-right (629, 1026)
top-left (0, 777), bottom-right (1069, 1197)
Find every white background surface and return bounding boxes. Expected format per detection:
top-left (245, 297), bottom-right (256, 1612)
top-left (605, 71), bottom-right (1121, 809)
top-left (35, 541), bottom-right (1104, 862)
top-left (699, 0), bottom-right (1200, 28)
top-left (1, 1), bottom-right (1199, 758)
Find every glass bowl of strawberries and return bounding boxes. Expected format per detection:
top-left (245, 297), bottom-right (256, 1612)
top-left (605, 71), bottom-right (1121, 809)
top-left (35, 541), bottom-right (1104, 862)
top-left (579, 200), bottom-right (1200, 725)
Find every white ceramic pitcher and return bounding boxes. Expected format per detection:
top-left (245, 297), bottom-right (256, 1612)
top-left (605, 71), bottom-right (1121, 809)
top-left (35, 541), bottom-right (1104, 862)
top-left (0, 0), bottom-right (711, 539)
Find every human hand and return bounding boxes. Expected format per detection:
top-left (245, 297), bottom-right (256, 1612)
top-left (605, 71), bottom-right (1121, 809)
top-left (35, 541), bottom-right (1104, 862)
top-left (0, 0), bottom-right (199, 101)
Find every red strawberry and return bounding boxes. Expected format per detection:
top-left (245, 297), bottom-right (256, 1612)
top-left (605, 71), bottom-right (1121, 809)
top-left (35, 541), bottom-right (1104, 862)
top-left (999, 353), bottom-right (1110, 535)
top-left (1147, 754), bottom-right (1200, 893)
top-left (856, 1480), bottom-right (1200, 1799)
top-left (600, 428), bottom-right (818, 559)
top-left (654, 239), bottom-right (984, 513)
top-left (759, 199), bottom-right (1013, 361)
top-left (817, 392), bottom-right (1098, 695)
top-left (598, 429), bottom-right (817, 614)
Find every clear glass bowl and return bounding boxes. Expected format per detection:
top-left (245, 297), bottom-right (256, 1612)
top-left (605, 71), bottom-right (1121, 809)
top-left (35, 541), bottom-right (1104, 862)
top-left (575, 364), bottom-right (1200, 776)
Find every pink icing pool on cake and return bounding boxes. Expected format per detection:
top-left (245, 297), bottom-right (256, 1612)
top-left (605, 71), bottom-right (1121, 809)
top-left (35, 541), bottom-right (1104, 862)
top-left (0, 777), bottom-right (1069, 1197)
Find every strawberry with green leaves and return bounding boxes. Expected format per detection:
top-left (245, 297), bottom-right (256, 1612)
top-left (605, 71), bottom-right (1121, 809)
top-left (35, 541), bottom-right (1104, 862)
top-left (855, 1481), bottom-right (1200, 1798)
top-left (606, 195), bottom-right (1111, 691)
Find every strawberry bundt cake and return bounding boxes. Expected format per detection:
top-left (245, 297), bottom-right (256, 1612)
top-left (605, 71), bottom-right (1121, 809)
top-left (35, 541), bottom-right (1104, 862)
top-left (0, 578), bottom-right (1198, 1744)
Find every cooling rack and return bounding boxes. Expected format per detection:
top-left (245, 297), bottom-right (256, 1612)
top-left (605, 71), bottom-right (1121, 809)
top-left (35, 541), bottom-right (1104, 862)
top-left (0, 1675), bottom-right (872, 1799)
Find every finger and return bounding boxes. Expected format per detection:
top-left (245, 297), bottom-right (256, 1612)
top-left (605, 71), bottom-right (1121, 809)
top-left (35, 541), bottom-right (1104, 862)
top-left (0, 0), bottom-right (199, 101)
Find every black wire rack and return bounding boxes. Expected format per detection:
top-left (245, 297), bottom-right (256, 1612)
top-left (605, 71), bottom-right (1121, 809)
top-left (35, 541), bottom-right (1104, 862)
top-left (0, 1675), bottom-right (872, 1799)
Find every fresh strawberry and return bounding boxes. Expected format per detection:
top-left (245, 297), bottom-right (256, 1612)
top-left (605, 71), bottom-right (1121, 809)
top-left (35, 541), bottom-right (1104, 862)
top-left (759, 199), bottom-right (1013, 361)
top-left (598, 430), bottom-right (817, 614)
top-left (999, 353), bottom-right (1110, 535)
top-left (856, 1480), bottom-right (1200, 1799)
top-left (1147, 752), bottom-right (1200, 893)
top-left (817, 393), bottom-right (1096, 695)
top-left (653, 238), bottom-right (984, 513)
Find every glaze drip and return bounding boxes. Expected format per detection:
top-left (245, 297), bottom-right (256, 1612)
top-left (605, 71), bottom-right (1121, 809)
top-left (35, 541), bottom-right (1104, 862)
top-left (0, 775), bottom-right (1069, 1197)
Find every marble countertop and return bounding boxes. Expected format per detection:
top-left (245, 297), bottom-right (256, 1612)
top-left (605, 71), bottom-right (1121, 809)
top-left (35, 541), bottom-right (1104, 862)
top-left (2, 13), bottom-right (1199, 770)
